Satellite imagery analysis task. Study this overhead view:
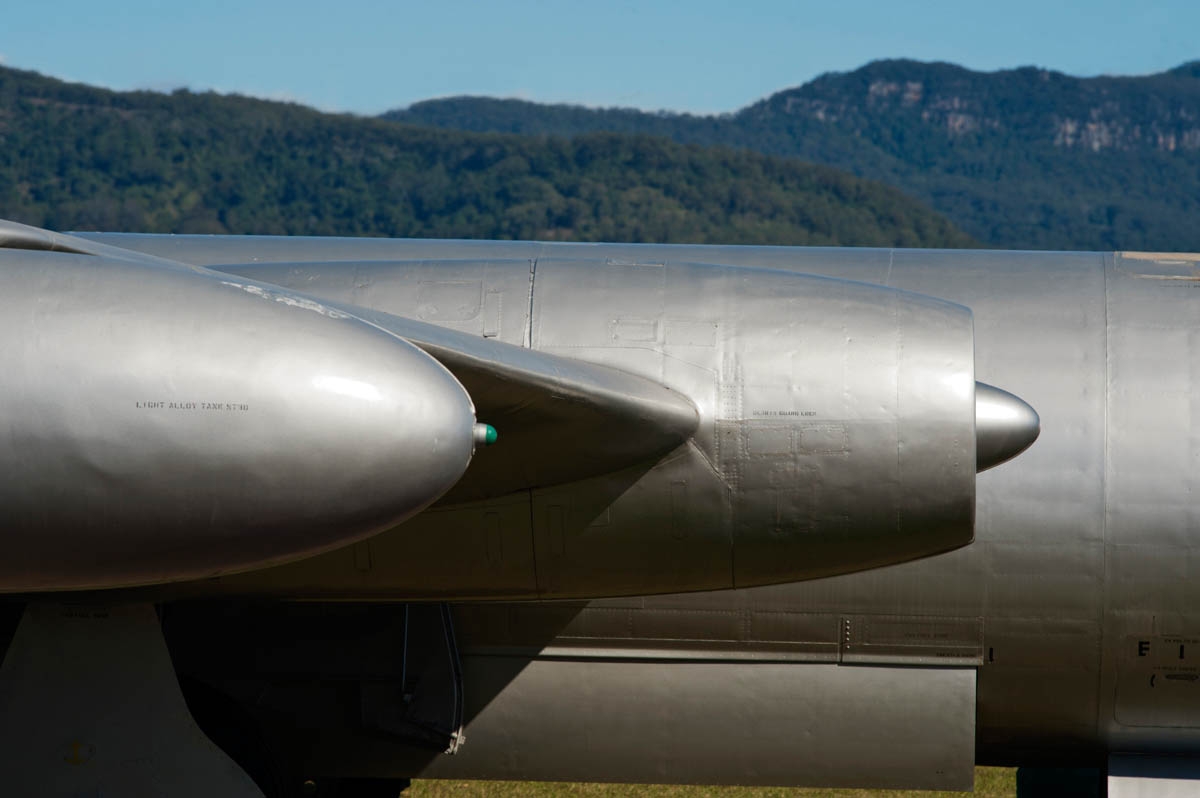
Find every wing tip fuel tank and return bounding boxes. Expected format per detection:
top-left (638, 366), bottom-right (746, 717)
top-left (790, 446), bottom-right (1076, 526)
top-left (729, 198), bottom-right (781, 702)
top-left (0, 247), bottom-right (479, 592)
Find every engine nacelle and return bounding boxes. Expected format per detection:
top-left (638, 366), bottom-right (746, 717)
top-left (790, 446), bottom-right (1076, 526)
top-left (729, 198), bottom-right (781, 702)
top-left (726, 265), bottom-right (977, 585)
top-left (198, 256), bottom-right (1011, 600)
top-left (532, 259), bottom-right (977, 592)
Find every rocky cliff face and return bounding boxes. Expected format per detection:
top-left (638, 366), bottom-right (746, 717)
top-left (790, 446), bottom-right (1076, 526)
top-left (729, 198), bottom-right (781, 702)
top-left (748, 60), bottom-right (1200, 153)
top-left (1049, 109), bottom-right (1200, 152)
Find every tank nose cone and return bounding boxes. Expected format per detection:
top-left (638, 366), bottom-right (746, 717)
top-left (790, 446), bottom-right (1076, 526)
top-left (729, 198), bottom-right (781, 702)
top-left (975, 382), bottom-right (1040, 472)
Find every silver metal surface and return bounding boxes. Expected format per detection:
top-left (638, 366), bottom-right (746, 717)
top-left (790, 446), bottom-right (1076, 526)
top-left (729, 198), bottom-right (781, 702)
top-left (171, 257), bottom-right (976, 598)
top-left (18, 227), bottom-right (1200, 788)
top-left (531, 259), bottom-right (977, 592)
top-left (975, 381), bottom-right (1041, 471)
top-left (412, 658), bottom-right (977, 790)
top-left (301, 297), bottom-right (701, 505)
top-left (0, 245), bottom-right (478, 590)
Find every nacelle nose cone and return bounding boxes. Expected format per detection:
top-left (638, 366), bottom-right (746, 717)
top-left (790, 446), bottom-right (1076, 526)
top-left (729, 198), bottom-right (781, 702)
top-left (976, 382), bottom-right (1040, 472)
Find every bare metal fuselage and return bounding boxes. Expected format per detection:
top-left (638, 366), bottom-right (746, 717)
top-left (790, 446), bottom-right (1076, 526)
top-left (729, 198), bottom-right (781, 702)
top-left (18, 232), bottom-right (1199, 790)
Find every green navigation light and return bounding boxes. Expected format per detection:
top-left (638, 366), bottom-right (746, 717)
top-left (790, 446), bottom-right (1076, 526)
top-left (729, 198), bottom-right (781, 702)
top-left (473, 422), bottom-right (499, 447)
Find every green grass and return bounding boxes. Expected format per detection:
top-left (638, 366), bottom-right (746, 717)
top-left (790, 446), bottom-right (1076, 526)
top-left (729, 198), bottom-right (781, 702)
top-left (408, 767), bottom-right (1015, 796)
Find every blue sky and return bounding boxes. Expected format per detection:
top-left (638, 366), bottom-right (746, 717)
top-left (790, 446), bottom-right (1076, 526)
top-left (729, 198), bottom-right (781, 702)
top-left (3, 1), bottom-right (1196, 115)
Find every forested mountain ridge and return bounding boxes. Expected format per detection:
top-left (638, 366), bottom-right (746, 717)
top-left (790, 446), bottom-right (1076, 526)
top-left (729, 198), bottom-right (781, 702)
top-left (0, 65), bottom-right (974, 247)
top-left (748, 59), bottom-right (1200, 154)
top-left (387, 60), bottom-right (1200, 251)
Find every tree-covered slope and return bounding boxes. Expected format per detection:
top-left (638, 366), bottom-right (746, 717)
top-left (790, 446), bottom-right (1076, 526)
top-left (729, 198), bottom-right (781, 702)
top-left (387, 60), bottom-right (1200, 251)
top-left (0, 66), bottom-right (974, 247)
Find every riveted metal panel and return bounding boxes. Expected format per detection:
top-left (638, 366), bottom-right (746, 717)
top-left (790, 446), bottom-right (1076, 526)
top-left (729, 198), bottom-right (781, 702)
top-left (416, 658), bottom-right (976, 791)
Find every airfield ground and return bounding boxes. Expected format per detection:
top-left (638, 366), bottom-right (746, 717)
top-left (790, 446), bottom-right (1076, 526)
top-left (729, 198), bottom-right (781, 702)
top-left (409, 766), bottom-right (1016, 796)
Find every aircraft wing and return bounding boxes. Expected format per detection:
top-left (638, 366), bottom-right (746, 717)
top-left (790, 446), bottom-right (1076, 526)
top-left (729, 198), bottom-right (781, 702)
top-left (299, 299), bottom-right (700, 504)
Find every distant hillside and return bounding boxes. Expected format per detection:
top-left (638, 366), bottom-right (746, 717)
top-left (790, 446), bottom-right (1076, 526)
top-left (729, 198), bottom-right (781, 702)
top-left (386, 60), bottom-right (1200, 251)
top-left (0, 66), bottom-right (973, 248)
